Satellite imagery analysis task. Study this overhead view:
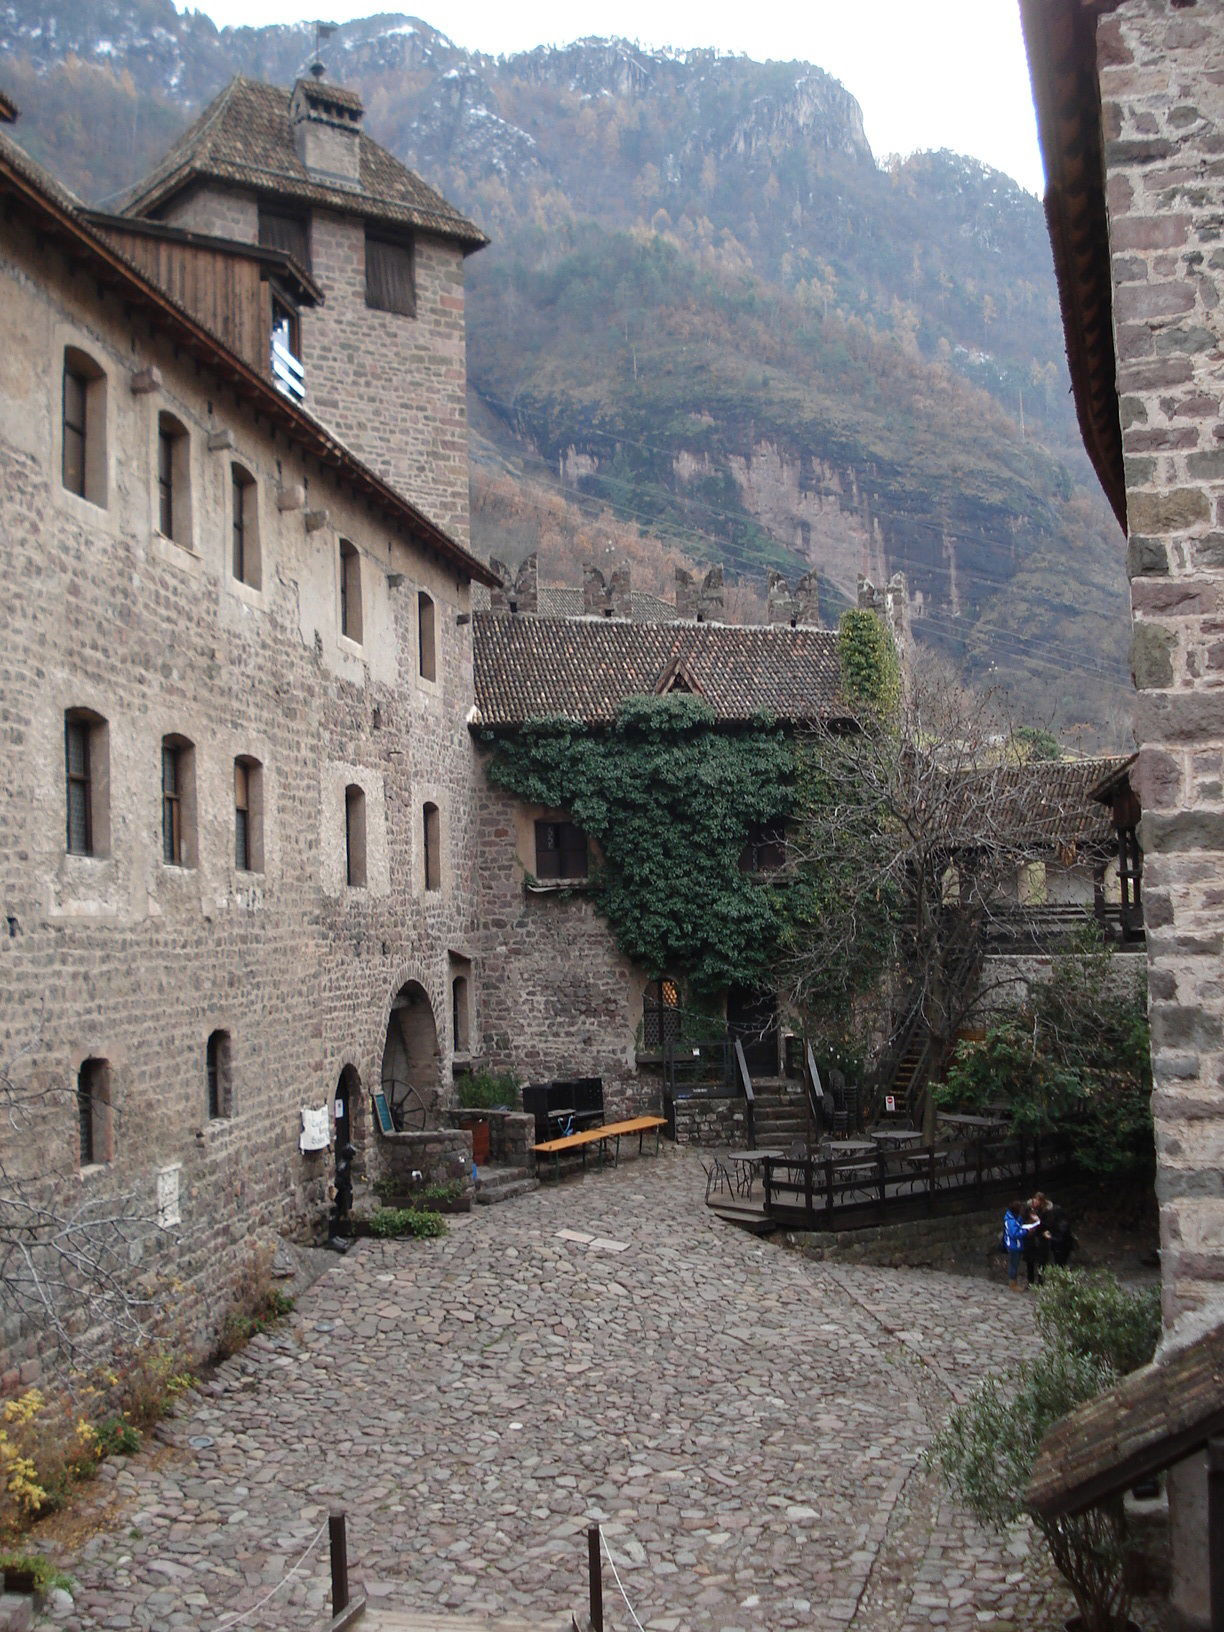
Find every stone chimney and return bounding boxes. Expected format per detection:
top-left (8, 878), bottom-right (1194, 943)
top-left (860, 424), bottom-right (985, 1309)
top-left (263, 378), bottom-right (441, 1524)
top-left (583, 563), bottom-right (612, 616)
top-left (488, 553), bottom-right (538, 615)
top-left (675, 567), bottom-right (697, 620)
top-left (696, 565), bottom-right (724, 623)
top-left (884, 571), bottom-right (911, 649)
top-left (857, 574), bottom-right (884, 614)
top-left (290, 68), bottom-right (364, 186)
top-left (767, 570), bottom-right (798, 626)
top-left (608, 566), bottom-right (631, 619)
top-left (795, 568), bottom-right (821, 627)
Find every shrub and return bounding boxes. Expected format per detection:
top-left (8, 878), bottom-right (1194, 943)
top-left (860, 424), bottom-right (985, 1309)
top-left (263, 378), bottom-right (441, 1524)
top-left (215, 1280), bottom-right (296, 1362)
top-left (1035, 1268), bottom-right (1160, 1377)
top-left (455, 1071), bottom-right (519, 1110)
top-left (367, 1208), bottom-right (448, 1239)
top-left (930, 1348), bottom-right (1135, 1632)
top-left (0, 1389), bottom-right (100, 1535)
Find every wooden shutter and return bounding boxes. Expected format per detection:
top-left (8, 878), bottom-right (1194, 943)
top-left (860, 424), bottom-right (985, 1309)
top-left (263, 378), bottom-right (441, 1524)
top-left (365, 233), bottom-right (416, 316)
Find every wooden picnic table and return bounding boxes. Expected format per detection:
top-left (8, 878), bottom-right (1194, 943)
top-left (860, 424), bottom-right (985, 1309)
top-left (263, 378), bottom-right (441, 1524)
top-left (533, 1115), bottom-right (667, 1180)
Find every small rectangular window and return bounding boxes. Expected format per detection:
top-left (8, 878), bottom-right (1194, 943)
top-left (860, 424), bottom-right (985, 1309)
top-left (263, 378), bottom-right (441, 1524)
top-left (65, 717), bottom-right (92, 855)
top-left (418, 592), bottom-right (437, 681)
top-left (535, 820), bottom-right (588, 881)
top-left (62, 348), bottom-right (106, 505)
top-left (423, 802), bottom-right (441, 892)
top-left (161, 736), bottom-right (195, 867)
top-left (235, 761), bottom-right (250, 872)
top-left (62, 366), bottom-right (87, 497)
top-left (231, 465), bottom-right (260, 588)
top-left (77, 1057), bottom-right (112, 1167)
top-left (339, 540), bottom-right (362, 643)
top-left (206, 1030), bottom-right (232, 1120)
top-left (345, 784), bottom-right (367, 888)
top-left (156, 412), bottom-right (190, 545)
top-left (365, 232), bottom-right (415, 316)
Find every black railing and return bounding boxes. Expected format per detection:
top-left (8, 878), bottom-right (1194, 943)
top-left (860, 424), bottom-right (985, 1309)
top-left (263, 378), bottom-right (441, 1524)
top-left (761, 1133), bottom-right (1069, 1231)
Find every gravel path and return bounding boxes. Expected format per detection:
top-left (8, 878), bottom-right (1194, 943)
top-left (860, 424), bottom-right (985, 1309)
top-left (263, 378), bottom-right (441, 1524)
top-left (38, 1148), bottom-right (1071, 1632)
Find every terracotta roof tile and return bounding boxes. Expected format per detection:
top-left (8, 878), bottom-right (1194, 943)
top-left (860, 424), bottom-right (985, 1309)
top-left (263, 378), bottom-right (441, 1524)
top-left (122, 77), bottom-right (487, 249)
top-left (472, 614), bottom-right (843, 726)
top-left (1028, 1324), bottom-right (1224, 1516)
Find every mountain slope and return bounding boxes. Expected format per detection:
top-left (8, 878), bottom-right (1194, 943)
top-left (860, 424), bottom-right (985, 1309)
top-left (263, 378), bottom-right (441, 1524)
top-left (0, 3), bottom-right (1134, 741)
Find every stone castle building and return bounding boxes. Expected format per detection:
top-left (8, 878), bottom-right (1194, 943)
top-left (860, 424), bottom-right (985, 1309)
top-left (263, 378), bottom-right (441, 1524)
top-left (0, 72), bottom-right (861, 1376)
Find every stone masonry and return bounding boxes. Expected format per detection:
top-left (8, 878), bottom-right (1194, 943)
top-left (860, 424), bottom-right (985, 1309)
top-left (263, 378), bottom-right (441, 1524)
top-left (0, 151), bottom-right (487, 1376)
top-left (1098, 0), bottom-right (1224, 1328)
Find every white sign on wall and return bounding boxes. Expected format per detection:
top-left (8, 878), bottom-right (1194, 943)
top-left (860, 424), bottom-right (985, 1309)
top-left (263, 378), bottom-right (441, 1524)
top-left (300, 1104), bottom-right (331, 1152)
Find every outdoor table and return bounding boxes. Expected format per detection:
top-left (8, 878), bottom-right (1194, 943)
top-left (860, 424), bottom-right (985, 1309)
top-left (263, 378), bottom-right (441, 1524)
top-left (825, 1140), bottom-right (875, 1156)
top-left (870, 1128), bottom-right (924, 1146)
top-left (937, 1113), bottom-right (1008, 1133)
top-left (727, 1149), bottom-right (784, 1197)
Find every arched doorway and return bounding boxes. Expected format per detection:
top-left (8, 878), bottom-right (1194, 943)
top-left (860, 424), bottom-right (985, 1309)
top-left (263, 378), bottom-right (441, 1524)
top-left (380, 981), bottom-right (440, 1130)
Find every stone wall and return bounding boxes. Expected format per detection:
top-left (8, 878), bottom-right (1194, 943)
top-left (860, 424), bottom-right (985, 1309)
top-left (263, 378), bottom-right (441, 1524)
top-left (472, 763), bottom-right (646, 1085)
top-left (1097, 8), bottom-right (1224, 1621)
top-left (1098, 0), bottom-right (1224, 1330)
top-left (976, 950), bottom-right (1148, 1016)
top-left (157, 193), bottom-right (473, 544)
top-left (672, 1092), bottom-right (750, 1148)
top-left (0, 207), bottom-right (482, 1377)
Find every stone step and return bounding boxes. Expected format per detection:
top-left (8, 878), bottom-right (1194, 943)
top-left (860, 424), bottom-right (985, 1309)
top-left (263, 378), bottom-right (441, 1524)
top-left (360, 1608), bottom-right (568, 1632)
top-left (0, 1595), bottom-right (33, 1632)
top-left (474, 1175), bottom-right (540, 1206)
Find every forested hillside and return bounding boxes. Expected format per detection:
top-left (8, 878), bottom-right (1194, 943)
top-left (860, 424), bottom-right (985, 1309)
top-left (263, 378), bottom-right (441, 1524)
top-left (0, 3), bottom-right (1135, 742)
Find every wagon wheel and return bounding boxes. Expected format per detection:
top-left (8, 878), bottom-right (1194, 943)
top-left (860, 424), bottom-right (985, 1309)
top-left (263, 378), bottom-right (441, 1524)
top-left (380, 1076), bottom-right (431, 1132)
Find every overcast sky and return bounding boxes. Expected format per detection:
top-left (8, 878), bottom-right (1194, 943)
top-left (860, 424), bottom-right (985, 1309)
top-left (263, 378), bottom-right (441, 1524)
top-left (179, 0), bottom-right (1045, 193)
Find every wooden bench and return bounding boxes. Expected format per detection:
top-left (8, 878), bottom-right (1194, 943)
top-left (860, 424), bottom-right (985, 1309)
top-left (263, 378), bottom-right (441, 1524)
top-left (532, 1115), bottom-right (667, 1180)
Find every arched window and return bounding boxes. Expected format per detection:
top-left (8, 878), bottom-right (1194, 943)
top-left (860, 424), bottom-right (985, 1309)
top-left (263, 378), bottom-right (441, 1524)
top-left (422, 802), bottom-right (440, 892)
top-left (643, 978), bottom-right (681, 1050)
top-left (339, 539), bottom-right (362, 643)
top-left (77, 1057), bottom-right (112, 1167)
top-left (62, 348), bottom-right (107, 506)
top-left (206, 1030), bottom-right (232, 1120)
top-left (418, 591), bottom-right (436, 681)
top-left (345, 784), bottom-right (367, 887)
top-left (64, 708), bottom-right (109, 857)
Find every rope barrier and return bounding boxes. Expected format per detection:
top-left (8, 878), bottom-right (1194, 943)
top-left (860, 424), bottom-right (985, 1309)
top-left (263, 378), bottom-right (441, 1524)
top-left (211, 1516), bottom-right (329, 1631)
top-left (599, 1528), bottom-right (648, 1632)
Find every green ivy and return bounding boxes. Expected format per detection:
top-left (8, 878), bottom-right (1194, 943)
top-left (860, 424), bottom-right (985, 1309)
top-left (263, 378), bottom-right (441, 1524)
top-left (838, 609), bottom-right (900, 715)
top-left (486, 694), bottom-right (796, 993)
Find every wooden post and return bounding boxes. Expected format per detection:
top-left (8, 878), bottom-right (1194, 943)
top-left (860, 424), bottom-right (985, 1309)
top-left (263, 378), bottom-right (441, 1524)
top-left (329, 1508), bottom-right (350, 1617)
top-left (823, 1155), bottom-right (834, 1220)
top-left (588, 1522), bottom-right (604, 1632)
top-left (1208, 1436), bottom-right (1224, 1632)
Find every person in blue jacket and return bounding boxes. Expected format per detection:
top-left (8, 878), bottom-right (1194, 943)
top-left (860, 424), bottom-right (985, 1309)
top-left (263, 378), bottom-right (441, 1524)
top-left (1002, 1200), bottom-right (1031, 1290)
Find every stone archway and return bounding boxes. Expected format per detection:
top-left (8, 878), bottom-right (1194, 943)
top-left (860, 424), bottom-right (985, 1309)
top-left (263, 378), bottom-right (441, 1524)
top-left (380, 981), bottom-right (440, 1130)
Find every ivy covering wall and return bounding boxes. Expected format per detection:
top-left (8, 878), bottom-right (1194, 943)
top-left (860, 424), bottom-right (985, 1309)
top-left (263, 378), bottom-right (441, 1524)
top-left (485, 694), bottom-right (795, 993)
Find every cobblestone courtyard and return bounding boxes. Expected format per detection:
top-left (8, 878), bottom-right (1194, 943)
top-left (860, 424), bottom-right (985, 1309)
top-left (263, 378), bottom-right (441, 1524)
top-left (42, 1150), bottom-right (1071, 1631)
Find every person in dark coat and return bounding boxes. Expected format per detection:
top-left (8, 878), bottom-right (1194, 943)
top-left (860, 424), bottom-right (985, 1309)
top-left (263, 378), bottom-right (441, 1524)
top-left (1023, 1192), bottom-right (1050, 1287)
top-left (1044, 1200), bottom-right (1076, 1267)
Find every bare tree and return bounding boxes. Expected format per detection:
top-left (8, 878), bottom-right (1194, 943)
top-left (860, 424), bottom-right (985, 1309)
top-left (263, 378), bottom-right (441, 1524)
top-left (783, 655), bottom-right (1118, 1132)
top-left (0, 1054), bottom-right (156, 1373)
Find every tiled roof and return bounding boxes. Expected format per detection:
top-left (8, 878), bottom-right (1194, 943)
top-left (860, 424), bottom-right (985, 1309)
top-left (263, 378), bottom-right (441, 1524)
top-left (1028, 1324), bottom-right (1224, 1517)
top-left (990, 756), bottom-right (1133, 849)
top-left (122, 77), bottom-right (487, 249)
top-left (472, 615), bottom-right (844, 726)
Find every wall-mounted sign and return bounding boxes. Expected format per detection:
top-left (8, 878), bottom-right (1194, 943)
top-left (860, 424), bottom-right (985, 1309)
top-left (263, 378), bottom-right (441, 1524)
top-left (300, 1104), bottom-right (330, 1152)
top-left (334, 1099), bottom-right (345, 1120)
top-left (885, 1095), bottom-right (897, 1113)
top-left (372, 1090), bottom-right (395, 1135)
